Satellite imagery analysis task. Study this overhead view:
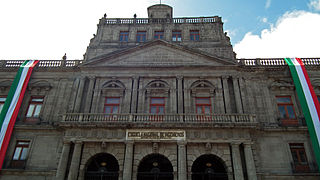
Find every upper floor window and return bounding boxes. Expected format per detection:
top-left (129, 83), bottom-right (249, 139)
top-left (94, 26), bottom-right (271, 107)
top-left (136, 31), bottom-right (147, 42)
top-left (104, 97), bottom-right (120, 114)
top-left (172, 31), bottom-right (182, 41)
top-left (289, 143), bottom-right (309, 172)
top-left (26, 97), bottom-right (43, 118)
top-left (0, 97), bottom-right (6, 112)
top-left (276, 96), bottom-right (297, 125)
top-left (11, 141), bottom-right (30, 169)
top-left (150, 97), bottom-right (165, 114)
top-left (119, 31), bottom-right (129, 42)
top-left (190, 30), bottom-right (200, 41)
top-left (154, 31), bottom-right (164, 40)
top-left (196, 97), bottom-right (212, 114)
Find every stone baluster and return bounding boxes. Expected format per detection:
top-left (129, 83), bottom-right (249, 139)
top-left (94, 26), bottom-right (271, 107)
top-left (231, 143), bottom-right (244, 180)
top-left (55, 141), bottom-right (71, 180)
top-left (67, 141), bottom-right (83, 180)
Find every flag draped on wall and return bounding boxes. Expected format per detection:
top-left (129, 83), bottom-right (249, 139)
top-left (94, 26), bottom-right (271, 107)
top-left (284, 58), bottom-right (320, 171)
top-left (0, 60), bottom-right (38, 169)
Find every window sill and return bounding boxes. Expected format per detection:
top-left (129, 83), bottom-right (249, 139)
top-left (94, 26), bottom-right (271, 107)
top-left (280, 119), bottom-right (299, 126)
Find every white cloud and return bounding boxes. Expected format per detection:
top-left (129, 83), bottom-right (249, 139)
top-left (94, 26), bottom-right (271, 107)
top-left (234, 11), bottom-right (320, 58)
top-left (265, 0), bottom-right (271, 9)
top-left (0, 0), bottom-right (167, 60)
top-left (261, 17), bottom-right (268, 23)
top-left (309, 0), bottom-right (320, 11)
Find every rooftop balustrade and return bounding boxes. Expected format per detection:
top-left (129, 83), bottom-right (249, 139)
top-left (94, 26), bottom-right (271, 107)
top-left (1, 58), bottom-right (319, 69)
top-left (103, 16), bottom-right (221, 25)
top-left (61, 113), bottom-right (257, 127)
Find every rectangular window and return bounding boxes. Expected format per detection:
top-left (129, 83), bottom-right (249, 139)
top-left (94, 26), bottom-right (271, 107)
top-left (119, 31), bottom-right (129, 42)
top-left (11, 141), bottom-right (30, 169)
top-left (0, 97), bottom-right (6, 112)
top-left (289, 143), bottom-right (310, 172)
top-left (172, 31), bottom-right (182, 41)
top-left (150, 97), bottom-right (165, 114)
top-left (154, 31), bottom-right (164, 40)
top-left (190, 30), bottom-right (200, 41)
top-left (136, 31), bottom-right (147, 42)
top-left (26, 97), bottom-right (43, 118)
top-left (276, 96), bottom-right (297, 125)
top-left (195, 97), bottom-right (212, 114)
top-left (104, 97), bottom-right (120, 114)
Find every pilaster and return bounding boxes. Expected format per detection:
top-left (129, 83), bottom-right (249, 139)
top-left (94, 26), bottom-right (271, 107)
top-left (177, 141), bottom-right (187, 180)
top-left (243, 142), bottom-right (257, 180)
top-left (84, 76), bottom-right (95, 113)
top-left (222, 76), bottom-right (231, 113)
top-left (231, 143), bottom-right (244, 180)
top-left (67, 141), bottom-right (83, 180)
top-left (232, 76), bottom-right (243, 113)
top-left (123, 141), bottom-right (134, 180)
top-left (55, 140), bottom-right (71, 180)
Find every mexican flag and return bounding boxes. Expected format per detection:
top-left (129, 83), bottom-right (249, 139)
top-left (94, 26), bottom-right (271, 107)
top-left (284, 58), bottom-right (320, 171)
top-left (0, 60), bottom-right (38, 169)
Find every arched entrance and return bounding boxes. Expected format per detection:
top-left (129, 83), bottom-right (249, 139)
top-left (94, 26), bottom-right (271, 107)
top-left (137, 153), bottom-right (174, 180)
top-left (192, 154), bottom-right (228, 180)
top-left (85, 153), bottom-right (119, 180)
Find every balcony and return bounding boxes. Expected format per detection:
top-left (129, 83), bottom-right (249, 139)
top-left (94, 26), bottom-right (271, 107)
top-left (60, 113), bottom-right (257, 128)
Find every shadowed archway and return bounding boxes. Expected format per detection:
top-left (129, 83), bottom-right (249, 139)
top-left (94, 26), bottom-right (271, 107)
top-left (192, 154), bottom-right (228, 180)
top-left (85, 153), bottom-right (119, 180)
top-left (137, 153), bottom-right (174, 180)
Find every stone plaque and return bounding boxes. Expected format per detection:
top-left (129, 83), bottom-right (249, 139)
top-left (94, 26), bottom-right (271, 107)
top-left (126, 129), bottom-right (185, 141)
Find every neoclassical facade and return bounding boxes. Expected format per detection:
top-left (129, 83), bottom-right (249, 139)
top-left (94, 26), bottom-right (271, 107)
top-left (0, 4), bottom-right (319, 180)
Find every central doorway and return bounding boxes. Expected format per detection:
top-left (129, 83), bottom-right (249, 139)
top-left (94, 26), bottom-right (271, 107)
top-left (192, 154), bottom-right (228, 180)
top-left (137, 153), bottom-right (174, 180)
top-left (85, 153), bottom-right (119, 180)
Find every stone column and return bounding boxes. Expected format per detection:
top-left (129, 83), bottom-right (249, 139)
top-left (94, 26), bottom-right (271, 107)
top-left (123, 141), bottom-right (134, 180)
top-left (177, 76), bottom-right (184, 114)
top-left (67, 141), bottom-right (83, 180)
top-left (55, 141), bottom-right (71, 180)
top-left (232, 77), bottom-right (243, 113)
top-left (130, 76), bottom-right (139, 113)
top-left (222, 76), bottom-right (231, 113)
top-left (178, 141), bottom-right (187, 180)
top-left (244, 143), bottom-right (257, 180)
top-left (74, 77), bottom-right (86, 113)
top-left (231, 143), bottom-right (244, 180)
top-left (84, 76), bottom-right (95, 113)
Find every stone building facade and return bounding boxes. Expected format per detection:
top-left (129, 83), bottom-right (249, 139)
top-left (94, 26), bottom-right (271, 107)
top-left (0, 4), bottom-right (319, 180)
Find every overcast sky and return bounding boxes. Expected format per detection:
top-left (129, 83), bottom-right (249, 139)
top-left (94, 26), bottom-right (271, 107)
top-left (0, 0), bottom-right (320, 60)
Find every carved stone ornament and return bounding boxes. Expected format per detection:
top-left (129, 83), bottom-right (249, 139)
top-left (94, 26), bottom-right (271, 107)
top-left (205, 142), bottom-right (212, 152)
top-left (101, 141), bottom-right (107, 149)
top-left (152, 142), bottom-right (159, 153)
top-left (269, 80), bottom-right (295, 91)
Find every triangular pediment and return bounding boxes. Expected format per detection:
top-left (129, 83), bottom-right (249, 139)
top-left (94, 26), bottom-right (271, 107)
top-left (82, 40), bottom-right (236, 67)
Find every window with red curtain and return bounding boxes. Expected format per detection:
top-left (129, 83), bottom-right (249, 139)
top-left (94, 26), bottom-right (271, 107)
top-left (154, 31), bottom-right (164, 40)
top-left (289, 143), bottom-right (310, 172)
top-left (150, 97), bottom-right (165, 114)
top-left (137, 31), bottom-right (147, 42)
top-left (172, 31), bottom-right (182, 41)
top-left (190, 30), bottom-right (200, 41)
top-left (104, 97), bottom-right (120, 114)
top-left (119, 31), bottom-right (129, 42)
top-left (276, 96), bottom-right (298, 125)
top-left (195, 97), bottom-right (212, 114)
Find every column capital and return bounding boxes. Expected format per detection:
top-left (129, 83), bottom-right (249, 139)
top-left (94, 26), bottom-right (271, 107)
top-left (177, 140), bottom-right (187, 146)
top-left (131, 76), bottom-right (139, 80)
top-left (125, 140), bottom-right (134, 145)
top-left (88, 76), bottom-right (96, 80)
top-left (176, 76), bottom-right (183, 80)
top-left (63, 140), bottom-right (71, 145)
top-left (221, 75), bottom-right (229, 80)
top-left (231, 142), bottom-right (241, 146)
top-left (243, 142), bottom-right (254, 146)
top-left (74, 140), bottom-right (83, 145)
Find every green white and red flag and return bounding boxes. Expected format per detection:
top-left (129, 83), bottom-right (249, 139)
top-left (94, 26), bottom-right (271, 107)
top-left (0, 60), bottom-right (38, 169)
top-left (284, 58), bottom-right (320, 171)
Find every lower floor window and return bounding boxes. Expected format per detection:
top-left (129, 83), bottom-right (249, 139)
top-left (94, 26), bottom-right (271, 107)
top-left (289, 143), bottom-right (309, 172)
top-left (11, 141), bottom-right (30, 168)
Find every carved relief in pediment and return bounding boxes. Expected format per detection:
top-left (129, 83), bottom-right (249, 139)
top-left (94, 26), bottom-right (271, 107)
top-left (101, 80), bottom-right (125, 96)
top-left (269, 80), bottom-right (294, 91)
top-left (190, 80), bottom-right (215, 97)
